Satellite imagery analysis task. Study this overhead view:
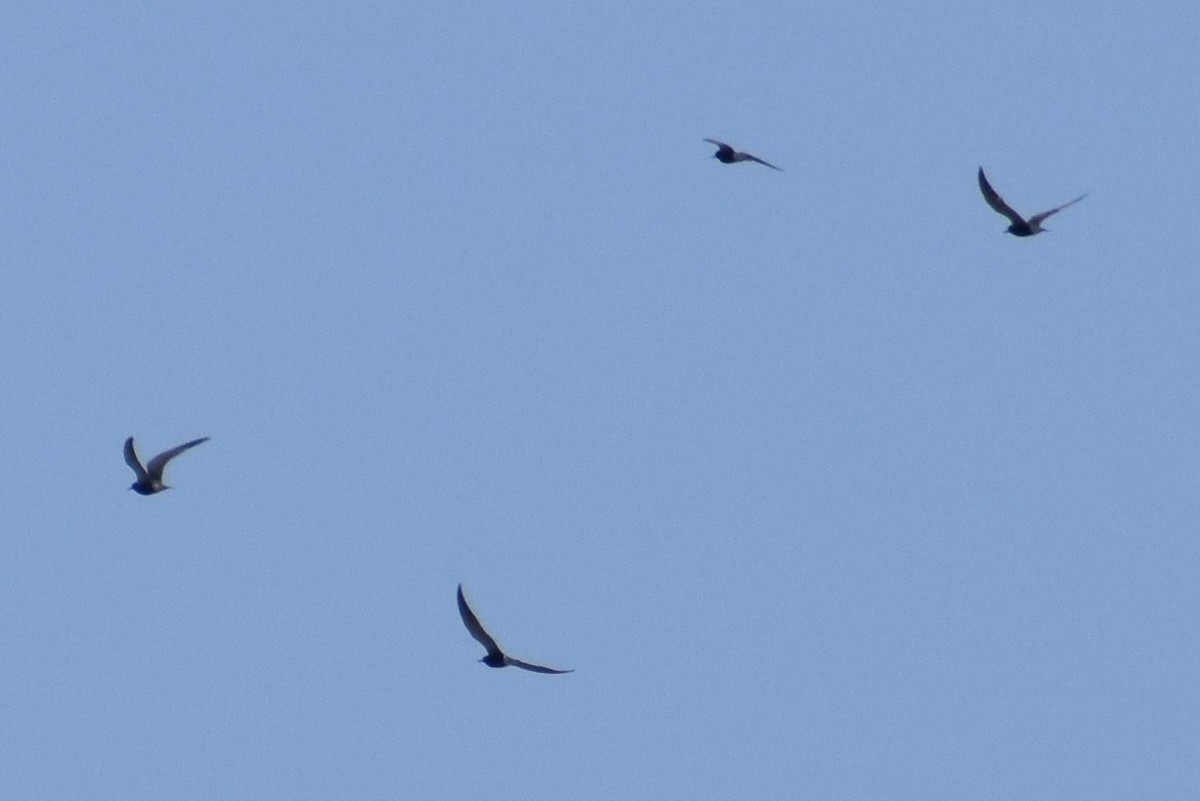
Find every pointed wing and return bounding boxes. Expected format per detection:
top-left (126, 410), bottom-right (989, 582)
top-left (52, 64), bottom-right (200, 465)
top-left (145, 436), bottom-right (209, 479)
top-left (507, 657), bottom-right (574, 674)
top-left (744, 153), bottom-right (782, 171)
top-left (703, 138), bottom-right (735, 159)
top-left (123, 437), bottom-right (149, 481)
top-left (977, 167), bottom-right (1026, 225)
top-left (457, 584), bottom-right (503, 658)
top-left (1028, 193), bottom-right (1087, 227)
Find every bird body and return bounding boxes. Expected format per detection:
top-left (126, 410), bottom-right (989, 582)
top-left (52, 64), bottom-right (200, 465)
top-left (124, 436), bottom-right (209, 494)
top-left (456, 584), bottom-right (572, 674)
top-left (977, 167), bottom-right (1086, 236)
top-left (704, 138), bottom-right (782, 171)
top-left (480, 652), bottom-right (507, 669)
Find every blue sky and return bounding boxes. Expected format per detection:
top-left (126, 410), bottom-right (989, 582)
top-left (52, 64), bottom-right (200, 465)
top-left (1, 2), bottom-right (1197, 799)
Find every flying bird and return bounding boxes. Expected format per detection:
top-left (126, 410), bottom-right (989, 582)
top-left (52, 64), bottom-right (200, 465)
top-left (704, 139), bottom-right (782, 171)
top-left (977, 167), bottom-right (1086, 236)
top-left (124, 436), bottom-right (209, 495)
top-left (456, 584), bottom-right (573, 674)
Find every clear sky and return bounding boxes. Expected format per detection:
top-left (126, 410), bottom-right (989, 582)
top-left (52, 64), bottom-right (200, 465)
top-left (1, 2), bottom-right (1197, 799)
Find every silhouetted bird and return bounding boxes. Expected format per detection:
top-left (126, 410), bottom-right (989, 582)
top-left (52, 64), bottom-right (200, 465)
top-left (456, 584), bottom-right (573, 674)
top-left (977, 167), bottom-right (1086, 236)
top-left (704, 138), bottom-right (782, 171)
top-left (124, 436), bottom-right (209, 495)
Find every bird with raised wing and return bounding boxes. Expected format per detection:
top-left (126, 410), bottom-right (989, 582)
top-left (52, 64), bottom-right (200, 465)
top-left (456, 584), bottom-right (573, 674)
top-left (704, 138), bottom-right (782, 171)
top-left (977, 167), bottom-right (1086, 237)
top-left (124, 436), bottom-right (209, 495)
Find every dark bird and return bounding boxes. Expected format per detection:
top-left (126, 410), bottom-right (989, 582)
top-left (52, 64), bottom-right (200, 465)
top-left (977, 167), bottom-right (1086, 236)
top-left (704, 138), bottom-right (782, 171)
top-left (456, 584), bottom-right (573, 674)
top-left (124, 436), bottom-right (209, 495)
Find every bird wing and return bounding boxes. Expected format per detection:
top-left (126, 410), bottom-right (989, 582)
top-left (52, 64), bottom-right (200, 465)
top-left (123, 437), bottom-right (149, 481)
top-left (145, 436), bottom-right (210, 479)
top-left (744, 153), bottom-right (783, 171)
top-left (1028, 193), bottom-right (1088, 227)
top-left (507, 657), bottom-right (574, 674)
top-left (704, 138), bottom-right (736, 159)
top-left (977, 168), bottom-right (1026, 225)
top-left (457, 584), bottom-right (504, 658)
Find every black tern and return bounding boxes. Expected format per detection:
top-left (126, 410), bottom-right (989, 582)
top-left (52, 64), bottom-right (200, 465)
top-left (978, 167), bottom-right (1086, 237)
top-left (704, 138), bottom-right (782, 171)
top-left (456, 584), bottom-right (573, 674)
top-left (124, 436), bottom-right (209, 495)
